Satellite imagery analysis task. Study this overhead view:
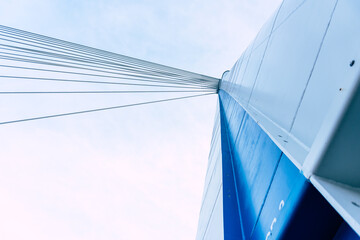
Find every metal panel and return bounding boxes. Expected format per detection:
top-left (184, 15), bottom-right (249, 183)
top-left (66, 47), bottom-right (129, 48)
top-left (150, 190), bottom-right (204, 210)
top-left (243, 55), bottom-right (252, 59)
top-left (219, 91), bottom-right (283, 239)
top-left (203, 123), bottom-right (220, 194)
top-left (334, 221), bottom-right (360, 239)
top-left (291, 0), bottom-right (360, 149)
top-left (233, 41), bottom-right (254, 87)
top-left (226, 101), bottom-right (246, 141)
top-left (252, 11), bottom-right (278, 50)
top-left (315, 79), bottom-right (360, 186)
top-left (251, 153), bottom-right (306, 239)
top-left (252, 154), bottom-right (344, 239)
top-left (237, 41), bottom-right (267, 104)
top-left (197, 144), bottom-right (222, 239)
top-left (273, 0), bottom-right (306, 29)
top-left (218, 91), bottom-right (347, 239)
top-left (201, 107), bottom-right (220, 203)
top-left (248, 0), bottom-right (338, 133)
top-left (203, 186), bottom-right (224, 240)
top-left (220, 102), bottom-right (243, 239)
top-left (196, 101), bottom-right (224, 240)
top-left (311, 176), bottom-right (360, 238)
top-left (228, 57), bottom-right (244, 85)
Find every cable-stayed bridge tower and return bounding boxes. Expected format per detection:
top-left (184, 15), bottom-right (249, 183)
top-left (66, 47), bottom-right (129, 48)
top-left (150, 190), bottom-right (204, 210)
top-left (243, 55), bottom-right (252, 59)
top-left (1, 0), bottom-right (360, 239)
top-left (196, 0), bottom-right (360, 239)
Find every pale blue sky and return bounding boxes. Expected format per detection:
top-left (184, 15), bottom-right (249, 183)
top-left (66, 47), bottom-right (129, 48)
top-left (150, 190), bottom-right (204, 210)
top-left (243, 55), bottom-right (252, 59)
top-left (0, 0), bottom-right (281, 239)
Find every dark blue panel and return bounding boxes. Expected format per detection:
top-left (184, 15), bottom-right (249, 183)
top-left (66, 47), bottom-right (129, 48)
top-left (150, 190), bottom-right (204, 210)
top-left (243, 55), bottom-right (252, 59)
top-left (251, 154), bottom-right (342, 239)
top-left (333, 222), bottom-right (360, 240)
top-left (251, 153), bottom-right (306, 239)
top-left (220, 100), bottom-right (243, 240)
top-left (233, 114), bottom-right (282, 239)
top-left (219, 90), bottom-right (351, 240)
top-left (219, 90), bottom-right (282, 239)
top-left (278, 183), bottom-right (343, 240)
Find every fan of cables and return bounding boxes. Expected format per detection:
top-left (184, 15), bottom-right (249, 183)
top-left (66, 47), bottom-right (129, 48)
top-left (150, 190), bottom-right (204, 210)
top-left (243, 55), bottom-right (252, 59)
top-left (0, 25), bottom-right (219, 125)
